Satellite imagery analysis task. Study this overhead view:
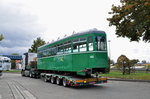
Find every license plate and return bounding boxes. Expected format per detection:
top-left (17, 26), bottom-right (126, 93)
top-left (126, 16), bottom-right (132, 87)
top-left (89, 82), bottom-right (96, 85)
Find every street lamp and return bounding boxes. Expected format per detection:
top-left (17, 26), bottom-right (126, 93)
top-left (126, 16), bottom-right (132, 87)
top-left (108, 40), bottom-right (111, 60)
top-left (108, 40), bottom-right (111, 72)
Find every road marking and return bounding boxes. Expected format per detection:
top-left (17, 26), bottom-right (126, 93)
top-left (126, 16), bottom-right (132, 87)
top-left (8, 81), bottom-right (37, 99)
top-left (24, 90), bottom-right (36, 99)
top-left (0, 94), bottom-right (2, 99)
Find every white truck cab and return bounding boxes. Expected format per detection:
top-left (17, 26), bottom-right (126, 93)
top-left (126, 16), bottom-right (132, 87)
top-left (0, 56), bottom-right (11, 71)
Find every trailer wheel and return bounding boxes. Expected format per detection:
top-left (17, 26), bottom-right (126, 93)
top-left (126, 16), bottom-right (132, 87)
top-left (62, 78), bottom-right (68, 87)
top-left (51, 76), bottom-right (55, 84)
top-left (29, 72), bottom-right (33, 78)
top-left (44, 76), bottom-right (48, 82)
top-left (56, 77), bottom-right (61, 85)
top-left (21, 70), bottom-right (25, 76)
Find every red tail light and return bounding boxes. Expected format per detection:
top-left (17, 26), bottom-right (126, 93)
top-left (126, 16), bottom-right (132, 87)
top-left (75, 83), bottom-right (79, 86)
top-left (104, 80), bottom-right (107, 83)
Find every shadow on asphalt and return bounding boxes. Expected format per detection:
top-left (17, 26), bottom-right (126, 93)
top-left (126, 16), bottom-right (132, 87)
top-left (68, 85), bottom-right (107, 90)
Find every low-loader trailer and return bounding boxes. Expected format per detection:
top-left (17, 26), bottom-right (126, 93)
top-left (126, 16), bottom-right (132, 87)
top-left (21, 52), bottom-right (107, 87)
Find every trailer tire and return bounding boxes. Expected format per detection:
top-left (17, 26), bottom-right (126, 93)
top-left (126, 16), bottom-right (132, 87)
top-left (62, 78), bottom-right (68, 87)
top-left (21, 70), bottom-right (25, 76)
top-left (29, 72), bottom-right (33, 78)
top-left (51, 76), bottom-right (55, 84)
top-left (56, 77), bottom-right (61, 85)
top-left (44, 76), bottom-right (48, 82)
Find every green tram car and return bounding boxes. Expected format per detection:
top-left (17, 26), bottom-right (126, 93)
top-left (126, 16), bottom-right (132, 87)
top-left (37, 29), bottom-right (108, 76)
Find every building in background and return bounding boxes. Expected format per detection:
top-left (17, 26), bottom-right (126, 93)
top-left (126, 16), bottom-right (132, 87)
top-left (2, 55), bottom-right (22, 70)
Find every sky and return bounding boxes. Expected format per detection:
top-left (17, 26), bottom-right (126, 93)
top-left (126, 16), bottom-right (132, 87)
top-left (0, 0), bottom-right (150, 62)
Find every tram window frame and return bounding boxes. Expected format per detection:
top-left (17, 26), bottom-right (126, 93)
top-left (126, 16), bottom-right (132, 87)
top-left (73, 37), bottom-right (87, 52)
top-left (88, 36), bottom-right (93, 51)
top-left (51, 45), bottom-right (57, 55)
top-left (47, 47), bottom-right (52, 56)
top-left (64, 40), bottom-right (71, 54)
top-left (57, 43), bottom-right (63, 55)
top-left (38, 50), bottom-right (42, 58)
top-left (95, 36), bottom-right (106, 51)
top-left (43, 49), bottom-right (47, 57)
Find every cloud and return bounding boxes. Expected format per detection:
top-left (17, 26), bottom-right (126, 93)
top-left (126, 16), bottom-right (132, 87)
top-left (0, 0), bottom-right (46, 55)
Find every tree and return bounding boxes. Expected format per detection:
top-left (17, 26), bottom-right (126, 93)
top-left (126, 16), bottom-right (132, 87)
top-left (117, 55), bottom-right (130, 75)
top-left (108, 0), bottom-right (150, 42)
top-left (28, 37), bottom-right (46, 53)
top-left (10, 53), bottom-right (19, 69)
top-left (130, 59), bottom-right (139, 66)
top-left (11, 60), bottom-right (16, 69)
top-left (107, 57), bottom-right (111, 73)
top-left (11, 53), bottom-right (19, 55)
top-left (142, 60), bottom-right (147, 64)
top-left (0, 34), bottom-right (4, 41)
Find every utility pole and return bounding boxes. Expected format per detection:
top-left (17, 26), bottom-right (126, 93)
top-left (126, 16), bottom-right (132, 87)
top-left (108, 40), bottom-right (111, 60)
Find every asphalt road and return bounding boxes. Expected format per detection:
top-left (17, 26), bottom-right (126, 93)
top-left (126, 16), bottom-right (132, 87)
top-left (0, 73), bottom-right (150, 99)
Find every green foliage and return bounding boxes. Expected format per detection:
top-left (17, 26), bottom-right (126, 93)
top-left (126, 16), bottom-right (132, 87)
top-left (117, 55), bottom-right (130, 69)
top-left (142, 60), bottom-right (147, 64)
top-left (11, 53), bottom-right (19, 55)
top-left (0, 34), bottom-right (4, 41)
top-left (107, 57), bottom-right (115, 73)
top-left (117, 55), bottom-right (131, 74)
top-left (130, 59), bottom-right (139, 66)
top-left (28, 37), bottom-right (46, 53)
top-left (101, 70), bottom-right (150, 80)
top-left (107, 57), bottom-right (111, 73)
top-left (108, 0), bottom-right (150, 42)
top-left (11, 60), bottom-right (16, 69)
top-left (3, 70), bottom-right (21, 73)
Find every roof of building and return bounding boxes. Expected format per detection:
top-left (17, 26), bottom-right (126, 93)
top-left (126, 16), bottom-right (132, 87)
top-left (2, 55), bottom-right (22, 60)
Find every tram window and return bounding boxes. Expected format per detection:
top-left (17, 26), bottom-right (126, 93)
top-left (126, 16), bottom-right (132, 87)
top-left (38, 51), bottom-right (42, 58)
top-left (73, 37), bottom-right (87, 52)
top-left (64, 41), bottom-right (71, 53)
top-left (47, 47), bottom-right (52, 56)
top-left (43, 49), bottom-right (47, 57)
top-left (57, 43), bottom-right (63, 55)
top-left (73, 38), bottom-right (79, 43)
top-left (95, 36), bottom-right (106, 51)
top-left (79, 43), bottom-right (86, 52)
top-left (73, 43), bottom-right (79, 52)
top-left (51, 46), bottom-right (57, 55)
top-left (88, 36), bottom-right (93, 51)
top-left (80, 38), bottom-right (86, 41)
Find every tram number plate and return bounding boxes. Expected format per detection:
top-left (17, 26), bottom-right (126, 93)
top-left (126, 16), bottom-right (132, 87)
top-left (89, 82), bottom-right (96, 85)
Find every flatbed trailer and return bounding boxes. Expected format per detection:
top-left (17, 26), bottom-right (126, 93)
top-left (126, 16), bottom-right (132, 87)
top-left (40, 73), bottom-right (107, 87)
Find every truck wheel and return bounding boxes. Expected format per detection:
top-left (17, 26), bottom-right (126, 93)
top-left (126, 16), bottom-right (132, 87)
top-left (51, 76), bottom-right (55, 84)
top-left (44, 76), bottom-right (48, 82)
top-left (56, 77), bottom-right (61, 85)
top-left (29, 72), bottom-right (32, 78)
top-left (21, 70), bottom-right (25, 76)
top-left (62, 78), bottom-right (68, 87)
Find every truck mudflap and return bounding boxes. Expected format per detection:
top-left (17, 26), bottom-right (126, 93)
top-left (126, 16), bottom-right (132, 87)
top-left (0, 70), bottom-right (3, 76)
top-left (70, 77), bottom-right (107, 86)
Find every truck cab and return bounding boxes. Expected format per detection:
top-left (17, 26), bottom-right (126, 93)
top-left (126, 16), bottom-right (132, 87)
top-left (21, 53), bottom-right (37, 77)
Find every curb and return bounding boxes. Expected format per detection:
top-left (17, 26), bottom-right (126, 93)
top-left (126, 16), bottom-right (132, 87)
top-left (108, 78), bottom-right (150, 83)
top-left (3, 72), bottom-right (21, 74)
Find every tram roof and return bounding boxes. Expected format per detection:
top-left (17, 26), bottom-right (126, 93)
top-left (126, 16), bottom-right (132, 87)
top-left (38, 29), bottom-right (105, 49)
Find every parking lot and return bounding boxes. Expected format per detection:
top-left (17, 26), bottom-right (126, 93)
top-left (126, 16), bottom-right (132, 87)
top-left (0, 73), bottom-right (150, 99)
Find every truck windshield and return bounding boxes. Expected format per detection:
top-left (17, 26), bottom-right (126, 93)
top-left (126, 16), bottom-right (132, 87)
top-left (4, 60), bottom-right (10, 63)
top-left (95, 36), bottom-right (106, 51)
top-left (0, 61), bottom-right (2, 67)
